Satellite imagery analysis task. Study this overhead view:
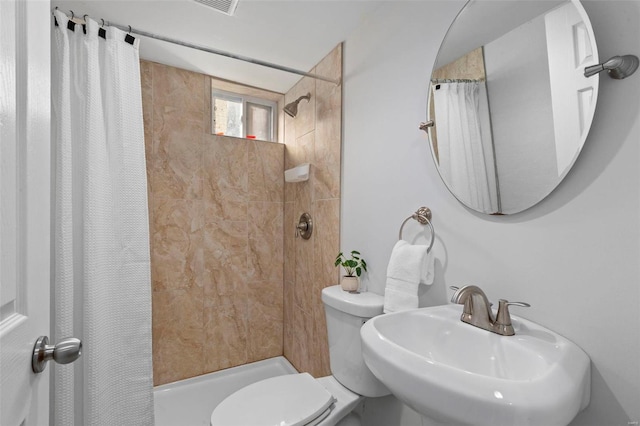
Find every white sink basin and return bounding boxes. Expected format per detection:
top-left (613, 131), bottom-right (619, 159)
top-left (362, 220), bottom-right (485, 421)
top-left (360, 304), bottom-right (590, 426)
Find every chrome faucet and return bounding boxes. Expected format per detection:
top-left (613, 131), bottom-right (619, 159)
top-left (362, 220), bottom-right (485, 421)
top-left (450, 285), bottom-right (530, 336)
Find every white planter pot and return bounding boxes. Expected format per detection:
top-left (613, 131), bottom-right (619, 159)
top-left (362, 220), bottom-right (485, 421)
top-left (340, 276), bottom-right (359, 292)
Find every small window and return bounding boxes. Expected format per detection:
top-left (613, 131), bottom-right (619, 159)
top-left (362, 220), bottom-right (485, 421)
top-left (212, 90), bottom-right (277, 142)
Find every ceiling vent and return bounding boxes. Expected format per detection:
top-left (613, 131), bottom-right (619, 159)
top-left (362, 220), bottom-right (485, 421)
top-left (192, 0), bottom-right (239, 16)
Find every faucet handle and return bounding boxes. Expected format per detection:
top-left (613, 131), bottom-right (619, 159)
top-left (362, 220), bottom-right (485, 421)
top-left (504, 301), bottom-right (531, 308)
top-left (495, 299), bottom-right (530, 336)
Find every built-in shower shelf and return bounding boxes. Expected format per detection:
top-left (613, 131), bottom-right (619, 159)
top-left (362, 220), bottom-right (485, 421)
top-left (285, 163), bottom-right (310, 183)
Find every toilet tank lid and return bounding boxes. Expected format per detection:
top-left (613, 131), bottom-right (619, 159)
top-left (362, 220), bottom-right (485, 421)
top-left (321, 285), bottom-right (384, 318)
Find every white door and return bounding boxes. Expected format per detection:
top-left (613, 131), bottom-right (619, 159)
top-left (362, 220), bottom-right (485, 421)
top-left (0, 0), bottom-right (52, 424)
top-left (545, 1), bottom-right (600, 176)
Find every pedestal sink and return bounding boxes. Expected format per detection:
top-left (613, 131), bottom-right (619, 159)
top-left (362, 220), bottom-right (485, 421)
top-left (360, 304), bottom-right (590, 426)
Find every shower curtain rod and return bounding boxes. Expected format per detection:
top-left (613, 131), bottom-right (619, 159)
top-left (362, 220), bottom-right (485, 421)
top-left (60, 11), bottom-right (341, 86)
top-left (431, 78), bottom-right (485, 83)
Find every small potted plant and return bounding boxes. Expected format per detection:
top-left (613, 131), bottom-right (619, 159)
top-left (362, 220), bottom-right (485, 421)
top-left (335, 250), bottom-right (367, 292)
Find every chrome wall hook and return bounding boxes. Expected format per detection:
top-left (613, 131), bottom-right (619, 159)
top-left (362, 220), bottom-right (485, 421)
top-left (419, 121), bottom-right (434, 133)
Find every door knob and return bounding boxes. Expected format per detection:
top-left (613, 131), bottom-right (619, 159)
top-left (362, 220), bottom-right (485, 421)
top-left (32, 336), bottom-right (82, 373)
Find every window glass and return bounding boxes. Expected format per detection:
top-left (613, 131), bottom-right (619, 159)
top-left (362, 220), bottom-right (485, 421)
top-left (213, 95), bottom-right (243, 138)
top-left (246, 102), bottom-right (272, 141)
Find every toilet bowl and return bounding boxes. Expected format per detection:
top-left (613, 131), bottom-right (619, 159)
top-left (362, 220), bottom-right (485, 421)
top-left (210, 286), bottom-right (389, 426)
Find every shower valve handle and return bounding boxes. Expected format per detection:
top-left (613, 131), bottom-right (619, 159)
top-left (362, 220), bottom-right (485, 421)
top-left (295, 213), bottom-right (313, 240)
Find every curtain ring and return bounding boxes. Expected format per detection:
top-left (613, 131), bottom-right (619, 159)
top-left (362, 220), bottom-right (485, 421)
top-left (100, 18), bottom-right (105, 27)
top-left (128, 25), bottom-right (132, 34)
top-left (83, 14), bottom-right (89, 22)
top-left (70, 10), bottom-right (74, 19)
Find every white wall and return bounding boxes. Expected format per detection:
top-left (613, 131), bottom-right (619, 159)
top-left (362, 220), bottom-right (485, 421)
top-left (342, 1), bottom-right (640, 425)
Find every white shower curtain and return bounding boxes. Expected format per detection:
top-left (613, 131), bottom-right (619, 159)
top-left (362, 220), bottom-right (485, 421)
top-left (433, 81), bottom-right (499, 213)
top-left (52, 10), bottom-right (154, 425)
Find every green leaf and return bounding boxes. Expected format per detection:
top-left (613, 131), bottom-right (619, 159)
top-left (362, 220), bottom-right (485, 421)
top-left (351, 250), bottom-right (361, 255)
top-left (356, 267), bottom-right (362, 276)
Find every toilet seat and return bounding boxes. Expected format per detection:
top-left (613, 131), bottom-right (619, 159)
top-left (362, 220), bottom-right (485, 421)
top-left (210, 373), bottom-right (336, 426)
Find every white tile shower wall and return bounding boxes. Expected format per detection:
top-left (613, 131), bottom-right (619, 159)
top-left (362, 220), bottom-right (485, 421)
top-left (342, 1), bottom-right (640, 425)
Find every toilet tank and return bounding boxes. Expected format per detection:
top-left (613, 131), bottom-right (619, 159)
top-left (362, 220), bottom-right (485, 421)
top-left (321, 286), bottom-right (390, 397)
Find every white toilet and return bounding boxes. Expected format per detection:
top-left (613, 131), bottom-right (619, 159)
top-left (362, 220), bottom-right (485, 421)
top-left (210, 285), bottom-right (390, 426)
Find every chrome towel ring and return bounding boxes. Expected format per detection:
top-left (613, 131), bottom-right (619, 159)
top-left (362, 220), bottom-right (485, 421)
top-left (398, 207), bottom-right (435, 253)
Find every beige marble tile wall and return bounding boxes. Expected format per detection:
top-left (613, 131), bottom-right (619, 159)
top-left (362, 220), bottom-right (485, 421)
top-left (141, 60), bottom-right (285, 386)
top-left (283, 44), bottom-right (343, 377)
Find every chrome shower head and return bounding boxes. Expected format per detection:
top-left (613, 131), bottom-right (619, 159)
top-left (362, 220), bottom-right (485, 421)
top-left (584, 55), bottom-right (639, 79)
top-left (283, 93), bottom-right (311, 118)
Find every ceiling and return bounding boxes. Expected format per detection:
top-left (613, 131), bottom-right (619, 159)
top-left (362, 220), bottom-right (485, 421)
top-left (51, 0), bottom-right (383, 93)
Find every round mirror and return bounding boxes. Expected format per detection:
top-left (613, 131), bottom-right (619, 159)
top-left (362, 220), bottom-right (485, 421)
top-left (427, 0), bottom-right (599, 214)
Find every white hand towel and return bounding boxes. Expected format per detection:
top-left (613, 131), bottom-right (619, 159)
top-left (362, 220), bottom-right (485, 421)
top-left (383, 240), bottom-right (431, 313)
top-left (423, 249), bottom-right (435, 285)
top-left (384, 278), bottom-right (419, 314)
